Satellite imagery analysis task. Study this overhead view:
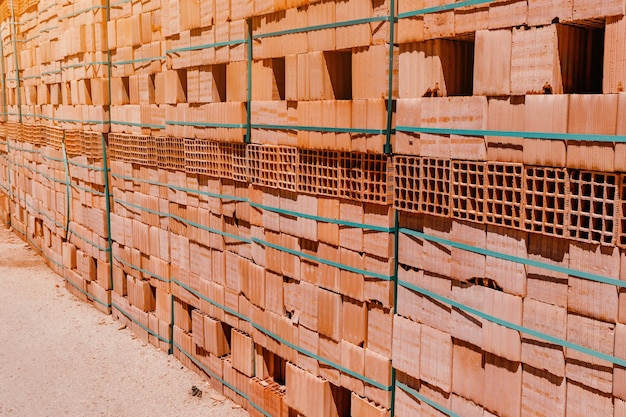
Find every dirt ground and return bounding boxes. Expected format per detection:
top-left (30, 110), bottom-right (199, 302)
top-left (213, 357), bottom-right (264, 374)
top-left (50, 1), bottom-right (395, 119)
top-left (0, 224), bottom-right (248, 417)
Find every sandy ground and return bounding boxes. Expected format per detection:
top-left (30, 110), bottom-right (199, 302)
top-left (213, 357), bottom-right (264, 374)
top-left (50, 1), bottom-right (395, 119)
top-left (0, 225), bottom-right (248, 417)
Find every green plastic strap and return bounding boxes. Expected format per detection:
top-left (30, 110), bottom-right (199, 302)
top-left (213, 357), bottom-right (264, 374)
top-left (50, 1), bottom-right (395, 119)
top-left (165, 121), bottom-right (246, 129)
top-left (110, 120), bottom-right (165, 129)
top-left (101, 132), bottom-right (115, 292)
top-left (68, 159), bottom-right (107, 172)
top-left (40, 25), bottom-right (59, 34)
top-left (14, 191), bottom-right (65, 229)
top-left (249, 202), bottom-right (394, 232)
top-left (250, 123), bottom-right (387, 135)
top-left (8, 159), bottom-right (67, 186)
top-left (165, 39), bottom-right (247, 55)
top-left (112, 302), bottom-right (171, 343)
top-left (396, 125), bottom-right (626, 143)
top-left (112, 253), bottom-right (170, 283)
top-left (70, 182), bottom-right (106, 197)
top-left (252, 16), bottom-right (390, 39)
top-left (112, 196), bottom-right (250, 243)
top-left (8, 0), bottom-right (21, 123)
top-left (398, 279), bottom-right (626, 367)
top-left (65, 271), bottom-right (112, 308)
top-left (61, 133), bottom-right (72, 240)
top-left (384, 0), bottom-right (396, 155)
top-left (62, 61), bottom-right (109, 70)
top-left (41, 69), bottom-right (62, 76)
top-left (114, 195), bottom-right (391, 279)
top-left (25, 113), bottom-right (109, 125)
top-left (8, 145), bottom-right (41, 153)
top-left (395, 381), bottom-right (460, 417)
top-left (111, 56), bottom-right (165, 66)
top-left (398, 0), bottom-right (494, 18)
top-left (110, 0), bottom-right (131, 7)
top-left (251, 237), bottom-right (392, 280)
top-left (58, 5), bottom-right (107, 21)
top-left (68, 226), bottom-right (110, 252)
top-left (22, 74), bottom-right (41, 80)
top-left (16, 35), bottom-right (40, 42)
top-left (400, 228), bottom-right (626, 289)
top-left (173, 341), bottom-right (272, 417)
top-left (111, 173), bottom-right (247, 202)
top-left (172, 277), bottom-right (392, 391)
top-left (246, 22), bottom-right (252, 144)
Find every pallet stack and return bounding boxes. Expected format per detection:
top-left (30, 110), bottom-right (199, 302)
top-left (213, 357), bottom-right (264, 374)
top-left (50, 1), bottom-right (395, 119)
top-left (392, 0), bottom-right (626, 415)
top-left (1, 0), bottom-right (626, 416)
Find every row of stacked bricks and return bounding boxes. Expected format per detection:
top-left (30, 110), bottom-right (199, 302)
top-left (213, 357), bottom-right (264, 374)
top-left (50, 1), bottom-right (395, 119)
top-left (107, 131), bottom-right (394, 417)
top-left (0, 121), bottom-right (112, 314)
top-left (2, 0), bottom-right (626, 417)
top-left (393, 0), bottom-right (626, 414)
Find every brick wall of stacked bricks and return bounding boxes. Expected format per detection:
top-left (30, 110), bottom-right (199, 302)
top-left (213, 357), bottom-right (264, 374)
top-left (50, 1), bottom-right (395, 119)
top-left (1, 0), bottom-right (626, 416)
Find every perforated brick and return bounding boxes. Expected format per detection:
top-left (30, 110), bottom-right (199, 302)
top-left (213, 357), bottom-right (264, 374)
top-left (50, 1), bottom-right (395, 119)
top-left (109, 133), bottom-right (157, 166)
top-left (276, 146), bottom-right (298, 192)
top-left (156, 136), bottom-right (185, 171)
top-left (486, 162), bottom-right (523, 228)
top-left (298, 149), bottom-right (341, 197)
top-left (523, 166), bottom-right (569, 237)
top-left (568, 170), bottom-right (618, 245)
top-left (64, 130), bottom-right (82, 158)
top-left (184, 137), bottom-right (217, 175)
top-left (230, 143), bottom-right (248, 183)
top-left (43, 126), bottom-right (64, 150)
top-left (362, 153), bottom-right (393, 204)
top-left (420, 157), bottom-right (451, 216)
top-left (340, 152), bottom-right (363, 201)
top-left (452, 161), bottom-right (486, 222)
top-left (82, 131), bottom-right (103, 160)
top-left (394, 155), bottom-right (420, 214)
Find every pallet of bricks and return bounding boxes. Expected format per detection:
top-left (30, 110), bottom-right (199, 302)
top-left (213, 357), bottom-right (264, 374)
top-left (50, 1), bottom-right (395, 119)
top-left (393, 0), bottom-right (626, 414)
top-left (106, 0), bottom-right (397, 414)
top-left (1, 0), bottom-right (626, 415)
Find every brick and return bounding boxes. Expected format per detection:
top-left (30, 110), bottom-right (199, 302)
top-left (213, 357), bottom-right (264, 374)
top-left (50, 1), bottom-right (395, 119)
top-left (420, 324), bottom-right (453, 392)
top-left (396, 284), bottom-right (452, 334)
top-left (482, 290), bottom-right (522, 362)
top-left (419, 158), bottom-right (451, 216)
top-left (204, 316), bottom-right (230, 357)
top-left (521, 366), bottom-right (566, 417)
top-left (399, 40), bottom-right (475, 98)
top-left (566, 381), bottom-right (613, 417)
top-left (488, 0), bottom-right (527, 29)
top-left (485, 163), bottom-right (523, 229)
top-left (511, 25), bottom-right (562, 95)
top-left (366, 304), bottom-right (393, 358)
top-left (521, 298), bottom-right (566, 375)
top-left (318, 288), bottom-right (343, 342)
top-left (486, 96), bottom-right (525, 163)
top-left (614, 323), bottom-right (626, 400)
top-left (523, 94), bottom-right (568, 167)
top-left (451, 161), bottom-right (485, 223)
top-left (568, 243), bottom-right (619, 322)
top-left (351, 393), bottom-right (389, 417)
top-left (523, 166), bottom-right (569, 238)
top-left (484, 354), bottom-right (522, 417)
top-left (567, 94), bottom-right (618, 172)
top-left (473, 29), bottom-right (511, 96)
top-left (340, 340), bottom-right (365, 395)
top-left (447, 395), bottom-right (482, 417)
top-left (452, 340), bottom-right (484, 406)
top-left (566, 313), bottom-right (615, 393)
top-left (450, 221), bottom-right (486, 282)
top-left (392, 315), bottom-right (421, 380)
top-left (450, 282), bottom-right (484, 347)
top-left (605, 19), bottom-right (626, 94)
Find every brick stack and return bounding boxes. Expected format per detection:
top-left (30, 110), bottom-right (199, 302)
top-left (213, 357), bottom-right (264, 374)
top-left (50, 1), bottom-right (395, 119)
top-left (1, 0), bottom-right (626, 416)
top-left (393, 1), bottom-right (626, 416)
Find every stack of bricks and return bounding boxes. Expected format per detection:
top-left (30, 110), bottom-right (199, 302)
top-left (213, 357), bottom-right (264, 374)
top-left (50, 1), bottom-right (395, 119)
top-left (392, 0), bottom-right (626, 415)
top-left (1, 0), bottom-right (626, 416)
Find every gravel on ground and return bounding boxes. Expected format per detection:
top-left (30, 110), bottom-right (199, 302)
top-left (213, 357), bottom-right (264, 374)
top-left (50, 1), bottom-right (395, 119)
top-left (0, 224), bottom-right (248, 417)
